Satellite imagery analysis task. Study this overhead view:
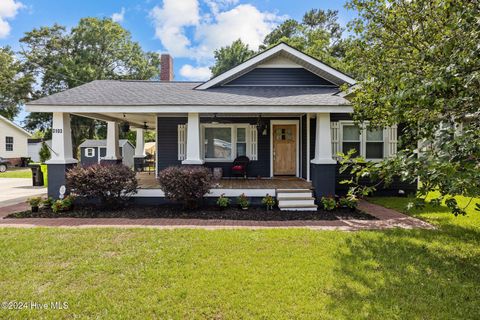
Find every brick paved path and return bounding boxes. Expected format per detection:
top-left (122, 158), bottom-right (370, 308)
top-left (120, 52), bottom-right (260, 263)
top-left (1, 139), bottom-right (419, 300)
top-left (0, 200), bottom-right (434, 230)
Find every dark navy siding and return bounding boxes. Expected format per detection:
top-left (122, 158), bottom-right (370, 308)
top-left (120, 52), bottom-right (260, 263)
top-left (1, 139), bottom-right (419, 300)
top-left (157, 117), bottom-right (186, 171)
top-left (226, 68), bottom-right (336, 86)
top-left (301, 114), bottom-right (307, 179)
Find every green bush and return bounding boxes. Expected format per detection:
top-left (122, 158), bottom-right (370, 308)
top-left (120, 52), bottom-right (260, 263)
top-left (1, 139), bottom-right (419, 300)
top-left (216, 194), bottom-right (231, 209)
top-left (320, 197), bottom-right (336, 211)
top-left (237, 193), bottom-right (250, 209)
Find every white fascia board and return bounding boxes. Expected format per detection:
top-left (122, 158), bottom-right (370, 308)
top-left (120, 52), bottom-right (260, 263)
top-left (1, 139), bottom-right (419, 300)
top-left (26, 105), bottom-right (353, 114)
top-left (0, 114), bottom-right (32, 137)
top-left (196, 43), bottom-right (356, 89)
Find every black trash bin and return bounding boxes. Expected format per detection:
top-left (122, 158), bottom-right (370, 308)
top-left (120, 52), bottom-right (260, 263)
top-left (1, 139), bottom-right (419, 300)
top-left (20, 157), bottom-right (31, 167)
top-left (29, 164), bottom-right (44, 187)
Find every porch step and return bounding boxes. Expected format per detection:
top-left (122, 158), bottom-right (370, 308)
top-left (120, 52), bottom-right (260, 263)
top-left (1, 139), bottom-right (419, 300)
top-left (276, 189), bottom-right (317, 211)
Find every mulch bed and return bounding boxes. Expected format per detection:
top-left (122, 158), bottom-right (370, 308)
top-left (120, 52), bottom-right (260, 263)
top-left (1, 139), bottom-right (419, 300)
top-left (6, 205), bottom-right (376, 221)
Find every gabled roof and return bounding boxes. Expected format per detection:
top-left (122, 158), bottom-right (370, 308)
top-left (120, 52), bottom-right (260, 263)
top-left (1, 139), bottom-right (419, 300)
top-left (79, 139), bottom-right (132, 148)
top-left (0, 115), bottom-right (31, 137)
top-left (196, 42), bottom-right (356, 90)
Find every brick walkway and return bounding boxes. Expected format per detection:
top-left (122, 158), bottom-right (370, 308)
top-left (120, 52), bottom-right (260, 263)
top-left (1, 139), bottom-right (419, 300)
top-left (0, 200), bottom-right (434, 230)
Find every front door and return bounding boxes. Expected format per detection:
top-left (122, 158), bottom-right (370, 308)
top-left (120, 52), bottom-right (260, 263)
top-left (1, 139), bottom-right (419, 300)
top-left (273, 124), bottom-right (296, 175)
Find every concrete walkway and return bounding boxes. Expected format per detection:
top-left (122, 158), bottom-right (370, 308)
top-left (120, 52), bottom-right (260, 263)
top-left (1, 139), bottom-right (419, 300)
top-left (0, 200), bottom-right (434, 231)
top-left (0, 178), bottom-right (47, 207)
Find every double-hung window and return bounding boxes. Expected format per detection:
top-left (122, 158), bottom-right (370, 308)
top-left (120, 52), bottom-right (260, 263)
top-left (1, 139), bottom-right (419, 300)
top-left (5, 137), bottom-right (13, 152)
top-left (202, 124), bottom-right (249, 161)
top-left (340, 122), bottom-right (385, 160)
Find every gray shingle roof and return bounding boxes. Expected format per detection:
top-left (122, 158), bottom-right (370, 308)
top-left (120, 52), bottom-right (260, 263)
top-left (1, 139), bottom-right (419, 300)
top-left (27, 80), bottom-right (349, 106)
top-left (79, 139), bottom-right (131, 148)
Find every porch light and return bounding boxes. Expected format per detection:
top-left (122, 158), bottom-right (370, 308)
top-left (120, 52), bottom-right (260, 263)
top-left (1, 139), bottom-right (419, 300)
top-left (121, 113), bottom-right (130, 133)
top-left (256, 115), bottom-right (267, 135)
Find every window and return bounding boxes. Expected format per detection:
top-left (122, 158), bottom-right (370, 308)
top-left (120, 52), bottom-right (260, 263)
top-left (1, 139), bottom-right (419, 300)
top-left (202, 124), bottom-right (249, 161)
top-left (85, 148), bottom-right (95, 157)
top-left (340, 122), bottom-right (385, 160)
top-left (5, 137), bottom-right (13, 152)
top-left (366, 128), bottom-right (384, 159)
top-left (342, 125), bottom-right (361, 157)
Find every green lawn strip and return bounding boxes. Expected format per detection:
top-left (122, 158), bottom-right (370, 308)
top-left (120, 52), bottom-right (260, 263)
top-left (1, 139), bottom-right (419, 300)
top-left (0, 221), bottom-right (479, 319)
top-left (0, 169), bottom-right (31, 179)
top-left (0, 164), bottom-right (47, 186)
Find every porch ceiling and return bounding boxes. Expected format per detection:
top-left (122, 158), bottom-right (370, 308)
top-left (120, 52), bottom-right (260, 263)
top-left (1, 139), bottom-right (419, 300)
top-left (74, 112), bottom-right (157, 128)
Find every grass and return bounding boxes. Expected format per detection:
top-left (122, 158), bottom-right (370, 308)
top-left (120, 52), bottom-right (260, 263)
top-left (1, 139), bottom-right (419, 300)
top-left (0, 164), bottom-right (47, 185)
top-left (0, 197), bottom-right (479, 319)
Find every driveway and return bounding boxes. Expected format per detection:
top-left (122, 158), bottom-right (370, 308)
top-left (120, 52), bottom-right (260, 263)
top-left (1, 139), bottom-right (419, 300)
top-left (0, 178), bottom-right (47, 207)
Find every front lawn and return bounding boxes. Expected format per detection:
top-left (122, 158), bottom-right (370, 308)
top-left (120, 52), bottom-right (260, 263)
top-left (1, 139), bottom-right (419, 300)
top-left (0, 196), bottom-right (479, 319)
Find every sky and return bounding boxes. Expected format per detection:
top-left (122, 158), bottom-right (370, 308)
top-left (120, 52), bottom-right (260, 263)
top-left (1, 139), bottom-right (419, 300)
top-left (0, 0), bottom-right (356, 124)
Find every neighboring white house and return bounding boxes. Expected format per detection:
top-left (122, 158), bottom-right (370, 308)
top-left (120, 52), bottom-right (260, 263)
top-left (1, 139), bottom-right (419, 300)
top-left (79, 139), bottom-right (135, 168)
top-left (0, 115), bottom-right (31, 166)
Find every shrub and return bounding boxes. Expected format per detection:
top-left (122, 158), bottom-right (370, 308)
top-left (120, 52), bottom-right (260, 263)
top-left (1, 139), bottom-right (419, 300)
top-left (158, 166), bottom-right (213, 209)
top-left (39, 142), bottom-right (51, 163)
top-left (338, 194), bottom-right (358, 210)
top-left (66, 164), bottom-right (138, 206)
top-left (320, 196), bottom-right (336, 211)
top-left (42, 197), bottom-right (54, 208)
top-left (216, 194), bottom-right (231, 209)
top-left (262, 194), bottom-right (276, 210)
top-left (51, 195), bottom-right (75, 214)
top-left (237, 193), bottom-right (250, 209)
top-left (27, 197), bottom-right (42, 208)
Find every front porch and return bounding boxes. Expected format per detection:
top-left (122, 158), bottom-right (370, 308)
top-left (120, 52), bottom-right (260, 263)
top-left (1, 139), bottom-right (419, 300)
top-left (136, 172), bottom-right (312, 190)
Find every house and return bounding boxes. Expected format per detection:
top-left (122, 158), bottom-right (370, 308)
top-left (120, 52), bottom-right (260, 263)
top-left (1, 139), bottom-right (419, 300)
top-left (28, 139), bottom-right (52, 163)
top-left (25, 43), bottom-right (415, 209)
top-left (0, 115), bottom-right (31, 166)
top-left (79, 139), bottom-right (135, 168)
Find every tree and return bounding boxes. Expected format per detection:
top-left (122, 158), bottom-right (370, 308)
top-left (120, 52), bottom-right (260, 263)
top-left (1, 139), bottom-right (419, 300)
top-left (0, 47), bottom-right (32, 119)
top-left (261, 9), bottom-right (349, 71)
top-left (20, 18), bottom-right (161, 155)
top-left (39, 142), bottom-right (51, 163)
top-left (210, 39), bottom-right (256, 77)
top-left (343, 0), bottom-right (480, 214)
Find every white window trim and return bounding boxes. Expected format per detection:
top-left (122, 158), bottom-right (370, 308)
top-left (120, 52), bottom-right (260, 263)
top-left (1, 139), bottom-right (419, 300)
top-left (5, 136), bottom-right (14, 152)
top-left (201, 123), bottom-right (250, 162)
top-left (339, 121), bottom-right (387, 161)
top-left (85, 147), bottom-right (96, 158)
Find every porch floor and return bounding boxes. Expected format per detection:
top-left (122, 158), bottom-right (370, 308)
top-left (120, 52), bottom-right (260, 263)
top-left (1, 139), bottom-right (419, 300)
top-left (136, 172), bottom-right (312, 190)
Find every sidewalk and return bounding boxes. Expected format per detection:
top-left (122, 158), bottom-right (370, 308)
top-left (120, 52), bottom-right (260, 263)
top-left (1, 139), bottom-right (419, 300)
top-left (0, 200), bottom-right (434, 230)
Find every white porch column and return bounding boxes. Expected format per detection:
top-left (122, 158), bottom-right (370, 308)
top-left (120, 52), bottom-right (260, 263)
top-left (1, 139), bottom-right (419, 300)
top-left (311, 113), bottom-right (336, 164)
top-left (182, 112), bottom-right (204, 165)
top-left (104, 121), bottom-right (121, 161)
top-left (306, 113), bottom-right (311, 181)
top-left (134, 128), bottom-right (146, 157)
top-left (46, 112), bottom-right (77, 164)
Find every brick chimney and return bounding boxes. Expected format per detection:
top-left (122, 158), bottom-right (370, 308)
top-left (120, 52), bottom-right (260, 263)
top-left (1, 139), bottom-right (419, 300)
top-left (160, 54), bottom-right (173, 81)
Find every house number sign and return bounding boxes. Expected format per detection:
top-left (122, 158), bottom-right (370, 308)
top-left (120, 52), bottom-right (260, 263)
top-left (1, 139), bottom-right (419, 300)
top-left (52, 129), bottom-right (63, 134)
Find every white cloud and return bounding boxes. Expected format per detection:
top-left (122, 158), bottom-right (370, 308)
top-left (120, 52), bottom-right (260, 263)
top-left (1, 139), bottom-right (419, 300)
top-left (179, 64), bottom-right (212, 81)
top-left (0, 0), bottom-right (24, 38)
top-left (150, 0), bottom-right (200, 57)
top-left (195, 4), bottom-right (281, 59)
top-left (111, 7), bottom-right (126, 23)
top-left (149, 1), bottom-right (284, 61)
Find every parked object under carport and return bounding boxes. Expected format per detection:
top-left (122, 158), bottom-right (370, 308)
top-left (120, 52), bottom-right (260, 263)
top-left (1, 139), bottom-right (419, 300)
top-left (28, 164), bottom-right (44, 186)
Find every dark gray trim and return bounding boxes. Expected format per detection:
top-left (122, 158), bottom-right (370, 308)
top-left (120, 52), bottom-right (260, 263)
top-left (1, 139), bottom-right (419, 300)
top-left (311, 163), bottom-right (336, 199)
top-left (47, 163), bottom-right (77, 199)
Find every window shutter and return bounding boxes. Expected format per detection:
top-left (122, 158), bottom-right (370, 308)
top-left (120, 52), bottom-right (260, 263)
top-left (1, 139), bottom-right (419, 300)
top-left (248, 125), bottom-right (258, 160)
top-left (331, 122), bottom-right (340, 159)
top-left (178, 124), bottom-right (187, 160)
top-left (387, 124), bottom-right (398, 157)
